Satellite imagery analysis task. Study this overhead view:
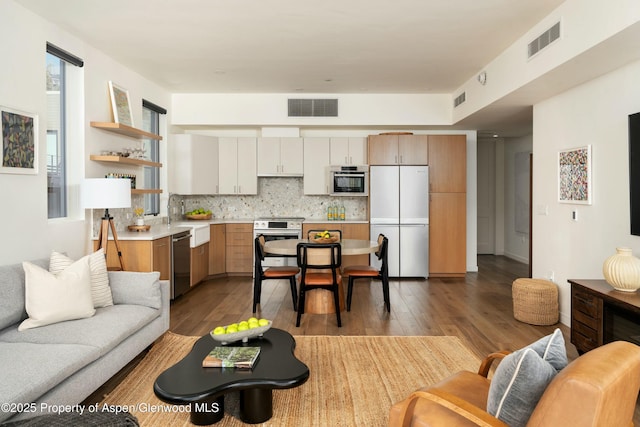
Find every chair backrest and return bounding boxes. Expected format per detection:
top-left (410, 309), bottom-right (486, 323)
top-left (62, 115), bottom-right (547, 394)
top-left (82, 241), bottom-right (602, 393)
top-left (296, 242), bottom-right (341, 271)
top-left (527, 340), bottom-right (640, 426)
top-left (376, 235), bottom-right (389, 276)
top-left (254, 235), bottom-right (266, 274)
top-left (307, 229), bottom-right (342, 241)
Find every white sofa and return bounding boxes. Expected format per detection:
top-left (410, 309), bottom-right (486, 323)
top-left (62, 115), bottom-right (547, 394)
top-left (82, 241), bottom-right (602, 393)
top-left (0, 258), bottom-right (170, 423)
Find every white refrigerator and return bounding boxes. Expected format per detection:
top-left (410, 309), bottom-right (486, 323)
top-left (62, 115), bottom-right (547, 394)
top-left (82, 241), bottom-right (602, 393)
top-left (369, 166), bottom-right (429, 278)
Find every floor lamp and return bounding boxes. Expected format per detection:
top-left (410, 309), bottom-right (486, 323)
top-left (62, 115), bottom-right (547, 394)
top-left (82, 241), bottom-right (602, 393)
top-left (81, 178), bottom-right (132, 271)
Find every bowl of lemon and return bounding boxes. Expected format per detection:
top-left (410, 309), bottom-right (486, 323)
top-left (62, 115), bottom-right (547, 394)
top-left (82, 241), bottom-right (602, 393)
top-left (311, 230), bottom-right (339, 243)
top-left (210, 317), bottom-right (271, 345)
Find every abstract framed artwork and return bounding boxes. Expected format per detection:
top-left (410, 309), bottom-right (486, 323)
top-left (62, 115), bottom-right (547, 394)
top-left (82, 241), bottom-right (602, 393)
top-left (1, 106), bottom-right (38, 175)
top-left (558, 145), bottom-right (592, 205)
top-left (108, 81), bottom-right (134, 127)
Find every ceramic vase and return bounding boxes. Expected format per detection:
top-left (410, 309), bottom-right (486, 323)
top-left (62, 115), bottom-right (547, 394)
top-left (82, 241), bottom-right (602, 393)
top-left (135, 217), bottom-right (145, 226)
top-left (602, 247), bottom-right (640, 292)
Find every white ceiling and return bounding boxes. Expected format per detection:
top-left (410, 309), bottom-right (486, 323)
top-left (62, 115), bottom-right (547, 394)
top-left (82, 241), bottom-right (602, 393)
top-left (18, 0), bottom-right (569, 135)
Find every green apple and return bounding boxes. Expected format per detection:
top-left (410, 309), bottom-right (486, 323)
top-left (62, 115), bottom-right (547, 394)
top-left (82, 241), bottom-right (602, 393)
top-left (239, 320), bottom-right (249, 328)
top-left (248, 322), bottom-right (259, 329)
top-left (237, 324), bottom-right (249, 331)
top-left (212, 326), bottom-right (225, 335)
top-left (248, 317), bottom-right (258, 323)
top-left (258, 318), bottom-right (270, 327)
top-left (226, 325), bottom-right (238, 334)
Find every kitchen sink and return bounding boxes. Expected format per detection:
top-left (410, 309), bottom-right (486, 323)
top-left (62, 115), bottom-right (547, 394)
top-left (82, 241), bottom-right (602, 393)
top-left (172, 222), bottom-right (210, 248)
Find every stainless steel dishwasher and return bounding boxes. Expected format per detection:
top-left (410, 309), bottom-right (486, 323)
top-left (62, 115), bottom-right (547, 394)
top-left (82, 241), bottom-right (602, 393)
top-left (171, 230), bottom-right (191, 299)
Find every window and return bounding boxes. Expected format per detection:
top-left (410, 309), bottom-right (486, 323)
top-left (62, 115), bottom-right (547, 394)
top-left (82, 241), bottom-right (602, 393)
top-left (46, 43), bottom-right (83, 219)
top-left (142, 100), bottom-right (166, 215)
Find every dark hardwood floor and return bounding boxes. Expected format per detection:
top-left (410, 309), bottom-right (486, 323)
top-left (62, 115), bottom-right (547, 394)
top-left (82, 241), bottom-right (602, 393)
top-left (171, 255), bottom-right (578, 362)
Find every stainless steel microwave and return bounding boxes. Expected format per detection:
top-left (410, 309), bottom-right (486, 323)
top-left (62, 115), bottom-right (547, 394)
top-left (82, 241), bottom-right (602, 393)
top-left (330, 165), bottom-right (368, 196)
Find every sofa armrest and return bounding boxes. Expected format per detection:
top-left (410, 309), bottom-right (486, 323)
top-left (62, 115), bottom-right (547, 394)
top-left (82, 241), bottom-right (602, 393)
top-left (108, 271), bottom-right (162, 309)
top-left (398, 389), bottom-right (509, 427)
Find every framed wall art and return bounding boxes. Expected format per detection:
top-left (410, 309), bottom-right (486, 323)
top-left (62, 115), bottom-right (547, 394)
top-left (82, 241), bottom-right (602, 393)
top-left (1, 106), bottom-right (38, 175)
top-left (558, 144), bottom-right (592, 205)
top-left (108, 81), bottom-right (134, 127)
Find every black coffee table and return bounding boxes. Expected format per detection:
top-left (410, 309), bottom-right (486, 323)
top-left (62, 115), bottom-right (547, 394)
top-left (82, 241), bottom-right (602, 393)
top-left (153, 328), bottom-right (309, 425)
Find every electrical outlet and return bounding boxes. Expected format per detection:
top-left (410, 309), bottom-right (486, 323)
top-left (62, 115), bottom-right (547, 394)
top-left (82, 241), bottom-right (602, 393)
top-left (572, 209), bottom-right (578, 221)
top-left (546, 271), bottom-right (555, 282)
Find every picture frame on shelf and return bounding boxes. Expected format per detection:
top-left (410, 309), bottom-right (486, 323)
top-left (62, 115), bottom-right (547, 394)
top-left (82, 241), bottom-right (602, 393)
top-left (558, 144), bottom-right (592, 205)
top-left (108, 81), bottom-right (134, 127)
top-left (1, 106), bottom-right (38, 175)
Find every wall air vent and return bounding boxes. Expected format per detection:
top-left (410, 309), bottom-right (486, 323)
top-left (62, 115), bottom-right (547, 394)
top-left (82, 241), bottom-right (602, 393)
top-left (528, 21), bottom-right (561, 59)
top-left (454, 92), bottom-right (466, 108)
top-left (288, 99), bottom-right (338, 117)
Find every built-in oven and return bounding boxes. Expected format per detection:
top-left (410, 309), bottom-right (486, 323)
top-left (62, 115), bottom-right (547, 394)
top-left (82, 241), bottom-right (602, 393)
top-left (330, 165), bottom-right (368, 196)
top-left (253, 218), bottom-right (303, 269)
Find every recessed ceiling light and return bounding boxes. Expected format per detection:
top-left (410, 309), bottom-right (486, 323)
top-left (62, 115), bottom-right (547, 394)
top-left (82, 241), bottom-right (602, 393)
top-left (324, 79), bottom-right (333, 82)
top-left (493, 134), bottom-right (499, 138)
top-left (214, 70), bottom-right (226, 75)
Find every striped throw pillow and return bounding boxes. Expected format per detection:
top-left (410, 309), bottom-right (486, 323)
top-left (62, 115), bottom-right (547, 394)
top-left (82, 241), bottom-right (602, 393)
top-left (50, 249), bottom-right (113, 308)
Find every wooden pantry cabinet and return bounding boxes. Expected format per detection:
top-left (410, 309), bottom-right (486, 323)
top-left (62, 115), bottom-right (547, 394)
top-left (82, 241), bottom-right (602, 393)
top-left (368, 134), bottom-right (428, 165)
top-left (208, 224), bottom-right (226, 276)
top-left (225, 223), bottom-right (253, 274)
top-left (428, 135), bottom-right (466, 277)
top-left (94, 237), bottom-right (171, 280)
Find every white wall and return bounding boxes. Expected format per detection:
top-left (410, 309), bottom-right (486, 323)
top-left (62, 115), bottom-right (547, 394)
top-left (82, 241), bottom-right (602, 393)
top-left (504, 135), bottom-right (532, 263)
top-left (533, 58), bottom-right (640, 326)
top-left (0, 1), bottom-right (170, 264)
top-left (172, 93), bottom-right (452, 127)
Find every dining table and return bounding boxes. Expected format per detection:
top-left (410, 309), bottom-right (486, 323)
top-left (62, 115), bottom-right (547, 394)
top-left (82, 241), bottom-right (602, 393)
top-left (263, 238), bottom-right (380, 315)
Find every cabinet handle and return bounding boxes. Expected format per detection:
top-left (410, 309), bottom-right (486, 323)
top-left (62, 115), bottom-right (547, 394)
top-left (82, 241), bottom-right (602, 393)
top-left (345, 156), bottom-right (348, 164)
top-left (349, 156), bottom-right (353, 164)
top-left (395, 155), bottom-right (398, 163)
top-left (400, 155), bottom-right (403, 164)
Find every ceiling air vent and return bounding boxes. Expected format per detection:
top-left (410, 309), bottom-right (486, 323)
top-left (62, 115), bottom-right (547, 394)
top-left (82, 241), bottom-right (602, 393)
top-left (288, 99), bottom-right (338, 117)
top-left (528, 21), bottom-right (561, 59)
top-left (454, 92), bottom-right (466, 108)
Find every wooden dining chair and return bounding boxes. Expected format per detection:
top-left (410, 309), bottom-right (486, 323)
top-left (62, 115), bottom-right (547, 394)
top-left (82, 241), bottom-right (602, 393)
top-left (306, 229), bottom-right (342, 241)
top-left (342, 234), bottom-right (390, 312)
top-left (295, 242), bottom-right (342, 327)
top-left (253, 235), bottom-right (300, 313)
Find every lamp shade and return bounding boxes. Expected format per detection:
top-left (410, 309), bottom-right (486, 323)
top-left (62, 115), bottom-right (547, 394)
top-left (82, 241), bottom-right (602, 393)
top-left (81, 178), bottom-right (131, 209)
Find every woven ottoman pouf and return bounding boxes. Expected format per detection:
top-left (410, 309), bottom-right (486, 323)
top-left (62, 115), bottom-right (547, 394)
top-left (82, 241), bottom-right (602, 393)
top-left (512, 278), bottom-right (559, 325)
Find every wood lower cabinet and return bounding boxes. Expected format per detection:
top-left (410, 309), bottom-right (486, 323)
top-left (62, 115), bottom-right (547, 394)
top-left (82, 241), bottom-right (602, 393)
top-left (209, 224), bottom-right (226, 275)
top-left (429, 193), bottom-right (466, 277)
top-left (191, 243), bottom-right (209, 286)
top-left (94, 237), bottom-right (171, 280)
top-left (225, 223), bottom-right (253, 274)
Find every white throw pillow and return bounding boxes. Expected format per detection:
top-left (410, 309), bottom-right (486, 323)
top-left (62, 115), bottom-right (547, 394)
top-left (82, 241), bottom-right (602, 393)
top-left (19, 259), bottom-right (95, 331)
top-left (50, 249), bottom-right (113, 308)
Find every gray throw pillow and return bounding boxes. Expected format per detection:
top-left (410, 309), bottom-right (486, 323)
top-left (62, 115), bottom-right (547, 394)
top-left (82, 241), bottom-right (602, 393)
top-left (486, 328), bottom-right (567, 427)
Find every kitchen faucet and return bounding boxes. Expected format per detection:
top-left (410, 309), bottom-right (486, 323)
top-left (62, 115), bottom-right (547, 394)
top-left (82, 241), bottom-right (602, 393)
top-left (167, 193), bottom-right (185, 225)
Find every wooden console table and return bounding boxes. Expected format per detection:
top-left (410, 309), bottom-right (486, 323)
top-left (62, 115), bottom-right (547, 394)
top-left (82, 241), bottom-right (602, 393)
top-left (569, 279), bottom-right (640, 354)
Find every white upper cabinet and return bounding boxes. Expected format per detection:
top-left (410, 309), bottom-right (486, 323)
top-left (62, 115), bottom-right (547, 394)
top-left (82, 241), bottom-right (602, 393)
top-left (303, 137), bottom-right (330, 195)
top-left (257, 137), bottom-right (303, 176)
top-left (218, 137), bottom-right (257, 194)
top-left (330, 137), bottom-right (367, 165)
top-left (169, 134), bottom-right (218, 195)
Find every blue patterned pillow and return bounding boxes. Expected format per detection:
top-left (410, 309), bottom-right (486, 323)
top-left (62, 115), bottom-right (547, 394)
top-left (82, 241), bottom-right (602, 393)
top-left (487, 328), bottom-right (567, 427)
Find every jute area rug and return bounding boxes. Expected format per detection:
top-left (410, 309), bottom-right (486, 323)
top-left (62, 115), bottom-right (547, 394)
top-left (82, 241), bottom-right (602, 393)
top-left (101, 331), bottom-right (480, 426)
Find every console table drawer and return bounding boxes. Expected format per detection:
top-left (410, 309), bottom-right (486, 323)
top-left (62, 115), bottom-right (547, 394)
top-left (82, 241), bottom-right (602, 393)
top-left (571, 323), bottom-right (599, 352)
top-left (572, 308), bottom-right (599, 330)
top-left (572, 289), bottom-right (601, 318)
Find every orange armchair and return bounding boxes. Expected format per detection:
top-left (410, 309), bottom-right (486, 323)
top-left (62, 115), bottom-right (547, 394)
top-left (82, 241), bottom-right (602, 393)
top-left (390, 341), bottom-right (640, 427)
